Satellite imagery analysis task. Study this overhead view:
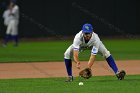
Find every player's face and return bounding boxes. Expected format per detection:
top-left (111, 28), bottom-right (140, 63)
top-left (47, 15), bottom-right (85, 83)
top-left (9, 2), bottom-right (15, 9)
top-left (83, 33), bottom-right (92, 40)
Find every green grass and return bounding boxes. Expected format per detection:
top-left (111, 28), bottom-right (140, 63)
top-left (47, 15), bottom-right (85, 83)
top-left (0, 40), bottom-right (71, 62)
top-left (0, 75), bottom-right (140, 93)
top-left (0, 39), bottom-right (140, 62)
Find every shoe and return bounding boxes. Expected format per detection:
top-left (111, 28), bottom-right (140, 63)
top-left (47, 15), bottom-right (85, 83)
top-left (116, 70), bottom-right (126, 80)
top-left (65, 76), bottom-right (73, 82)
top-left (2, 44), bottom-right (7, 47)
top-left (13, 43), bottom-right (18, 47)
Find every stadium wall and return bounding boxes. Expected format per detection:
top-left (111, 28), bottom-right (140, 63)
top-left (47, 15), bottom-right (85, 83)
top-left (0, 0), bottom-right (139, 38)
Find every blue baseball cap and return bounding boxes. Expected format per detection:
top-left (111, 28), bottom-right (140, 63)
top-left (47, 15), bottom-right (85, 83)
top-left (82, 23), bottom-right (93, 33)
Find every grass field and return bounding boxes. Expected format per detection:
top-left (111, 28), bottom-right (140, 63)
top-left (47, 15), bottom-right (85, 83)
top-left (0, 75), bottom-right (140, 93)
top-left (0, 39), bottom-right (140, 62)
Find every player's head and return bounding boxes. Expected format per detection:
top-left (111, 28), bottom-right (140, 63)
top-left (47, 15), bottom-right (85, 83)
top-left (82, 23), bottom-right (93, 40)
top-left (11, 0), bottom-right (16, 4)
top-left (10, 0), bottom-right (16, 6)
top-left (9, 0), bottom-right (16, 8)
top-left (82, 23), bottom-right (93, 33)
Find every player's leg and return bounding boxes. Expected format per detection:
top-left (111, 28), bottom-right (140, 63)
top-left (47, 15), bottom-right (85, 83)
top-left (98, 42), bottom-right (126, 80)
top-left (11, 35), bottom-right (18, 46)
top-left (3, 34), bottom-right (11, 47)
top-left (64, 45), bottom-right (73, 82)
top-left (11, 20), bottom-right (18, 47)
top-left (3, 21), bottom-right (12, 47)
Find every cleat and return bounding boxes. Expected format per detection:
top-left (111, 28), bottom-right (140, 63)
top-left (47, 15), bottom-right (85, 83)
top-left (116, 70), bottom-right (126, 80)
top-left (65, 76), bottom-right (73, 82)
top-left (2, 44), bottom-right (7, 47)
top-left (13, 43), bottom-right (18, 47)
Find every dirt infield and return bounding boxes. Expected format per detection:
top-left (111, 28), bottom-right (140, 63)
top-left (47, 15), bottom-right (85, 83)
top-left (0, 60), bottom-right (140, 79)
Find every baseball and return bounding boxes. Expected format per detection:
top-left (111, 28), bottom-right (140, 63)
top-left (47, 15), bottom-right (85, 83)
top-left (79, 82), bottom-right (84, 86)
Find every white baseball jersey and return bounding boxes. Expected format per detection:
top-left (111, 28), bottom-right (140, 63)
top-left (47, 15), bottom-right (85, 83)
top-left (73, 31), bottom-right (100, 55)
top-left (5, 5), bottom-right (19, 35)
top-left (64, 31), bottom-right (111, 59)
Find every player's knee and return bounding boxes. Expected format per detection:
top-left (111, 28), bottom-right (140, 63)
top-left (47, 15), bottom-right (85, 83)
top-left (104, 50), bottom-right (111, 58)
top-left (64, 51), bottom-right (71, 59)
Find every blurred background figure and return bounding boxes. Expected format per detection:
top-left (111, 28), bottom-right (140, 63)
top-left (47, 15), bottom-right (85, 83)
top-left (2, 0), bottom-right (19, 47)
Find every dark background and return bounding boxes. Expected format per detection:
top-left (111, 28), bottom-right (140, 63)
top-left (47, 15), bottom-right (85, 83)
top-left (0, 0), bottom-right (139, 38)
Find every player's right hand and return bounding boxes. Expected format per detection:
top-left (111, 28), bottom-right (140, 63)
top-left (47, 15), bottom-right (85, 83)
top-left (76, 62), bottom-right (80, 69)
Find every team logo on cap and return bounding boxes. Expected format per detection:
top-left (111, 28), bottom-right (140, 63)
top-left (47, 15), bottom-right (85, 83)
top-left (85, 26), bottom-right (89, 30)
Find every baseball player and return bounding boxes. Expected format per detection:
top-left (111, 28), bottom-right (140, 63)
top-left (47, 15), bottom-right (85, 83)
top-left (2, 0), bottom-right (19, 47)
top-left (64, 23), bottom-right (126, 82)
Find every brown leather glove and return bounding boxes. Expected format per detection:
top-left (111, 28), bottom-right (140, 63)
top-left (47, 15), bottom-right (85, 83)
top-left (79, 68), bottom-right (92, 79)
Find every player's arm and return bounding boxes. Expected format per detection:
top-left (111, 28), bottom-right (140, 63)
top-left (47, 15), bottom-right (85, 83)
top-left (88, 46), bottom-right (98, 69)
top-left (73, 49), bottom-right (80, 69)
top-left (88, 54), bottom-right (96, 69)
top-left (72, 32), bottom-right (83, 69)
top-left (9, 5), bottom-right (18, 16)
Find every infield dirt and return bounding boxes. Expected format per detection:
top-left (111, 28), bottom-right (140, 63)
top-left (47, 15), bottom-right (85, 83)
top-left (0, 60), bottom-right (140, 79)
